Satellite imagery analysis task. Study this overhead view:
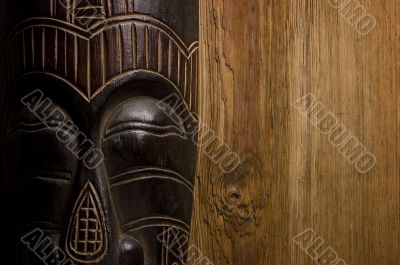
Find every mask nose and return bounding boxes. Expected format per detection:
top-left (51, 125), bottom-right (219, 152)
top-left (65, 181), bottom-right (108, 263)
top-left (64, 174), bottom-right (143, 265)
top-left (118, 235), bottom-right (144, 265)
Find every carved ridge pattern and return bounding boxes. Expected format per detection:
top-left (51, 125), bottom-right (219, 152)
top-left (0, 15), bottom-right (199, 114)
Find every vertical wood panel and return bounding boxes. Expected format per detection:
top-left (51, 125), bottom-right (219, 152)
top-left (193, 1), bottom-right (290, 264)
top-left (194, 1), bottom-right (400, 265)
top-left (288, 1), bottom-right (400, 265)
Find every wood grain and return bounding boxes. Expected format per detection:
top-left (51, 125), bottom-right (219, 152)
top-left (192, 1), bottom-right (400, 264)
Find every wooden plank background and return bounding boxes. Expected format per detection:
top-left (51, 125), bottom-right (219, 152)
top-left (191, 1), bottom-right (400, 264)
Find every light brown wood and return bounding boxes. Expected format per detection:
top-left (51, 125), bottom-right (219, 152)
top-left (192, 1), bottom-right (400, 264)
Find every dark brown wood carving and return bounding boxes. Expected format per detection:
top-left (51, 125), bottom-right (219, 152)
top-left (0, 1), bottom-right (199, 265)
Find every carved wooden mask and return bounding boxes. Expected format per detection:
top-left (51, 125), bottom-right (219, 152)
top-left (0, 1), bottom-right (199, 265)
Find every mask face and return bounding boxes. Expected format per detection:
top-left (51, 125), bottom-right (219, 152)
top-left (0, 1), bottom-right (199, 265)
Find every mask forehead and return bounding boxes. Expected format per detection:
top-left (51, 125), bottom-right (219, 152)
top-left (0, 0), bottom-right (199, 115)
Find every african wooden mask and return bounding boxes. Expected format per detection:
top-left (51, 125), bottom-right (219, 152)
top-left (0, 1), bottom-right (199, 265)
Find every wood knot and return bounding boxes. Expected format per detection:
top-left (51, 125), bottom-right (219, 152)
top-left (212, 153), bottom-right (268, 238)
top-left (226, 186), bottom-right (241, 205)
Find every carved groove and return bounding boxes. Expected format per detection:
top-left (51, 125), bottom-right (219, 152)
top-left (1, 15), bottom-right (199, 114)
top-left (66, 181), bottom-right (107, 263)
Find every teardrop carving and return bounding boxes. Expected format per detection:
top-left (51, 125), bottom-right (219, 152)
top-left (66, 181), bottom-right (107, 262)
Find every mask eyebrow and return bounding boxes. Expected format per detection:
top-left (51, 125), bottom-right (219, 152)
top-left (103, 120), bottom-right (187, 140)
top-left (7, 120), bottom-right (76, 139)
top-left (108, 166), bottom-right (193, 192)
top-left (102, 96), bottom-right (192, 139)
top-left (7, 101), bottom-right (73, 138)
top-left (12, 170), bottom-right (72, 193)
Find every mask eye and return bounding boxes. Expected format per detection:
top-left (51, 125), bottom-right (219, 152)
top-left (5, 102), bottom-right (78, 232)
